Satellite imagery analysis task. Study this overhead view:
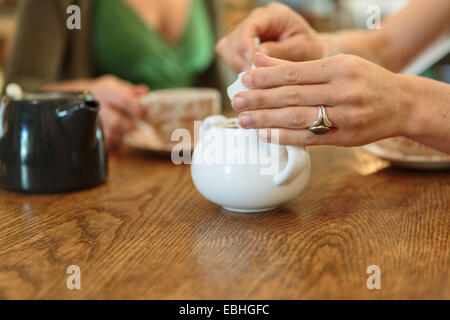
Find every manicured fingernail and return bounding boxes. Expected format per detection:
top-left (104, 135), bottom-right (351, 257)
top-left (242, 73), bottom-right (254, 88)
top-left (259, 129), bottom-right (271, 141)
top-left (239, 113), bottom-right (253, 128)
top-left (232, 96), bottom-right (248, 110)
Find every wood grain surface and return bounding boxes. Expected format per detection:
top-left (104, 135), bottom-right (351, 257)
top-left (0, 146), bottom-right (448, 299)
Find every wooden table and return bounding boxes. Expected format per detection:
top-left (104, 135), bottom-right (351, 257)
top-left (0, 146), bottom-right (448, 299)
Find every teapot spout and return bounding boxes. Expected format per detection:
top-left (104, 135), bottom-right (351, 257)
top-left (57, 96), bottom-right (102, 150)
top-left (77, 91), bottom-right (99, 111)
top-left (79, 99), bottom-right (101, 149)
top-left (82, 99), bottom-right (100, 112)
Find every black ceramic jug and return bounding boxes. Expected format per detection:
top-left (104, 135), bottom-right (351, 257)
top-left (0, 91), bottom-right (107, 193)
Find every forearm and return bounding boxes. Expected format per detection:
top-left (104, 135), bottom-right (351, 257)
top-left (401, 75), bottom-right (450, 153)
top-left (323, 0), bottom-right (450, 72)
top-left (40, 79), bottom-right (94, 92)
top-left (321, 31), bottom-right (388, 68)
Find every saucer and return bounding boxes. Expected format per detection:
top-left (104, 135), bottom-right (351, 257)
top-left (124, 88), bottom-right (221, 154)
top-left (363, 137), bottom-right (450, 170)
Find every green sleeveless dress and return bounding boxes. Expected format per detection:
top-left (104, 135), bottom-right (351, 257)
top-left (93, 0), bottom-right (215, 90)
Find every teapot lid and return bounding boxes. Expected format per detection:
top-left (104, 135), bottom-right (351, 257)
top-left (3, 83), bottom-right (93, 103)
top-left (2, 90), bottom-right (96, 111)
top-left (6, 91), bottom-right (94, 103)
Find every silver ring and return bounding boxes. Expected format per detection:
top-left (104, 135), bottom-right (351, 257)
top-left (309, 105), bottom-right (334, 135)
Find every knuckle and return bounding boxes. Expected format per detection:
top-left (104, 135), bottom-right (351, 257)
top-left (267, 2), bottom-right (284, 10)
top-left (250, 7), bottom-right (264, 16)
top-left (252, 70), bottom-right (267, 87)
top-left (347, 114), bottom-right (359, 130)
top-left (252, 91), bottom-right (266, 107)
top-left (255, 111), bottom-right (268, 126)
top-left (343, 56), bottom-right (364, 78)
top-left (277, 129), bottom-right (289, 145)
top-left (349, 83), bottom-right (365, 104)
top-left (358, 110), bottom-right (370, 128)
top-left (338, 82), bottom-right (363, 104)
top-left (304, 133), bottom-right (318, 146)
top-left (341, 54), bottom-right (357, 66)
top-left (344, 86), bottom-right (356, 102)
top-left (101, 74), bottom-right (115, 82)
top-left (346, 109), bottom-right (367, 130)
top-left (290, 110), bottom-right (306, 128)
top-left (283, 64), bottom-right (301, 84)
top-left (352, 85), bottom-right (366, 105)
top-left (333, 53), bottom-right (348, 64)
top-left (336, 86), bottom-right (352, 102)
top-left (284, 87), bottom-right (302, 105)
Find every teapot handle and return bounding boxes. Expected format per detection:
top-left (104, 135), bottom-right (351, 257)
top-left (273, 146), bottom-right (308, 186)
top-left (200, 115), bottom-right (227, 138)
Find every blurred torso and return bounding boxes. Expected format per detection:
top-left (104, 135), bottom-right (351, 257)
top-left (93, 0), bottom-right (215, 89)
top-left (123, 0), bottom-right (191, 45)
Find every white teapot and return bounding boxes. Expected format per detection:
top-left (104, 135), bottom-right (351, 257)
top-left (191, 115), bottom-right (311, 212)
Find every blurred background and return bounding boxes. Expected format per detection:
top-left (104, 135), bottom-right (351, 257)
top-left (0, 0), bottom-right (15, 90)
top-left (0, 0), bottom-right (449, 92)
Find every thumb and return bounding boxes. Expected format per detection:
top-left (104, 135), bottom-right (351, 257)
top-left (253, 52), bottom-right (289, 68)
top-left (258, 35), bottom-right (312, 62)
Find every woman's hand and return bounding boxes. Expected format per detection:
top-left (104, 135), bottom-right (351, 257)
top-left (232, 53), bottom-right (414, 147)
top-left (88, 75), bottom-right (149, 150)
top-left (216, 2), bottom-right (332, 72)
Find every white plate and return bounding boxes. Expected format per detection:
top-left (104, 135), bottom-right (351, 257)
top-left (362, 143), bottom-right (450, 170)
